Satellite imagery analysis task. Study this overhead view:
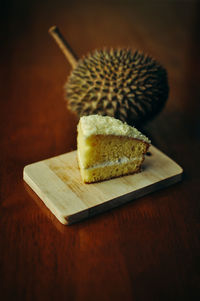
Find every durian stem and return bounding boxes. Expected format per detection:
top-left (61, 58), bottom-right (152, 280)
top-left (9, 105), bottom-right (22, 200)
top-left (48, 26), bottom-right (78, 68)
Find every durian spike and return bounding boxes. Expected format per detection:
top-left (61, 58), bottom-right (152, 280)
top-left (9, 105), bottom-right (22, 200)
top-left (48, 26), bottom-right (78, 68)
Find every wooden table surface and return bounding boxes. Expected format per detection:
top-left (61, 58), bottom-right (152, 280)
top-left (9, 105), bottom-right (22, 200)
top-left (1, 1), bottom-right (200, 300)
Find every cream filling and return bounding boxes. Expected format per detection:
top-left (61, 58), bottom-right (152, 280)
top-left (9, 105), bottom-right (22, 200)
top-left (78, 150), bottom-right (142, 170)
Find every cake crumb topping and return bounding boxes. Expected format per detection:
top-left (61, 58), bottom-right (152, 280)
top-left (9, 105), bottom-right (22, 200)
top-left (79, 115), bottom-right (151, 143)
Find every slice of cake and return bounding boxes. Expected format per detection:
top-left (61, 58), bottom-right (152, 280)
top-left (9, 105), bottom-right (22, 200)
top-left (77, 115), bottom-right (151, 183)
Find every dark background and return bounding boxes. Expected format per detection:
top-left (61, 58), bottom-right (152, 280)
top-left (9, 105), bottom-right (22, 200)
top-left (0, 1), bottom-right (200, 300)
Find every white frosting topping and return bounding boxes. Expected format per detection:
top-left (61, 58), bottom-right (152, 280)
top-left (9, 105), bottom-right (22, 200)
top-left (79, 115), bottom-right (150, 143)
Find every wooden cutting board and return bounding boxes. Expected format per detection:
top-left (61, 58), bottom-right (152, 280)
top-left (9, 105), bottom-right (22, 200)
top-left (23, 146), bottom-right (183, 225)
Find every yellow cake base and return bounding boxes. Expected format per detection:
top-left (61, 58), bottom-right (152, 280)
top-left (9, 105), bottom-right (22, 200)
top-left (77, 115), bottom-right (150, 183)
top-left (79, 157), bottom-right (144, 183)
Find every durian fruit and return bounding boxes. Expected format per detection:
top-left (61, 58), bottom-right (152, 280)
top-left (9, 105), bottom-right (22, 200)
top-left (49, 26), bottom-right (169, 126)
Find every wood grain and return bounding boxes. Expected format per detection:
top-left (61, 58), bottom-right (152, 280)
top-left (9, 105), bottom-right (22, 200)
top-left (0, 0), bottom-right (200, 300)
top-left (23, 146), bottom-right (183, 224)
